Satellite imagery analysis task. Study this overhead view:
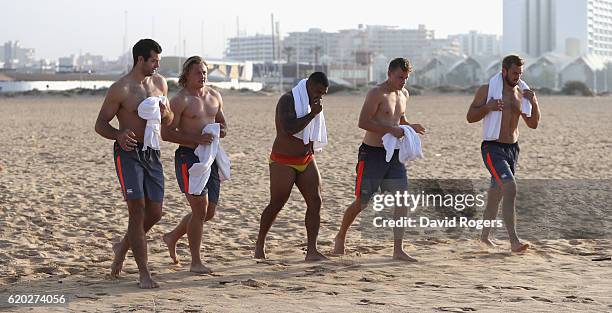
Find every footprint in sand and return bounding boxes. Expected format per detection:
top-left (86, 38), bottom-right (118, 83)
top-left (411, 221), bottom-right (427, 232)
top-left (435, 307), bottom-right (476, 312)
top-left (531, 296), bottom-right (553, 303)
top-left (240, 278), bottom-right (266, 288)
top-left (563, 295), bottom-right (596, 304)
top-left (358, 299), bottom-right (385, 306)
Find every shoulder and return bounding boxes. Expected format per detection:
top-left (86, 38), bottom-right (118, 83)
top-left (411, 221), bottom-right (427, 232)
top-left (170, 89), bottom-right (190, 107)
top-left (365, 86), bottom-right (384, 101)
top-left (106, 78), bottom-right (130, 100)
top-left (401, 87), bottom-right (410, 98)
top-left (207, 86), bottom-right (223, 102)
top-left (478, 84), bottom-right (489, 94)
top-left (278, 92), bottom-right (294, 106)
top-left (151, 74), bottom-right (168, 90)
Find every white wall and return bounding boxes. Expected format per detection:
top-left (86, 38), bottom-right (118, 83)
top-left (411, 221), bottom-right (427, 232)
top-left (554, 0), bottom-right (588, 56)
top-left (503, 0), bottom-right (527, 54)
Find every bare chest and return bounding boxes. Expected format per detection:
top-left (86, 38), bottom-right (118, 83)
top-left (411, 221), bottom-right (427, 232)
top-left (121, 83), bottom-right (164, 112)
top-left (377, 94), bottom-right (406, 121)
top-left (183, 95), bottom-right (219, 120)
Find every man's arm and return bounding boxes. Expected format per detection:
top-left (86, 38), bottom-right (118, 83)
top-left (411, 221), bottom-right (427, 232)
top-left (94, 83), bottom-right (138, 151)
top-left (278, 94), bottom-right (319, 135)
top-left (398, 89), bottom-right (426, 134)
top-left (466, 85), bottom-right (502, 123)
top-left (212, 89), bottom-right (228, 138)
top-left (521, 90), bottom-right (540, 129)
top-left (156, 75), bottom-right (173, 126)
top-left (358, 88), bottom-right (400, 137)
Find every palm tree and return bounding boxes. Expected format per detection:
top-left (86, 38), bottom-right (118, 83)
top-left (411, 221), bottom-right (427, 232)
top-left (283, 46), bottom-right (295, 63)
top-left (311, 46), bottom-right (322, 68)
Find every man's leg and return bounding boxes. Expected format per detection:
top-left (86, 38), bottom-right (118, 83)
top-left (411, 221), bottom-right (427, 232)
top-left (110, 199), bottom-right (162, 278)
top-left (391, 203), bottom-right (416, 262)
top-left (182, 194), bottom-right (212, 273)
top-left (294, 160), bottom-right (328, 261)
top-left (205, 203), bottom-right (216, 222)
top-left (335, 143), bottom-right (384, 255)
top-left (254, 163), bottom-right (296, 259)
top-left (123, 198), bottom-right (159, 288)
top-left (163, 201), bottom-right (217, 264)
top-left (333, 199), bottom-right (366, 254)
top-left (384, 157), bottom-right (416, 262)
top-left (482, 144), bottom-right (528, 252)
top-left (480, 186), bottom-right (502, 246)
top-left (499, 181), bottom-right (528, 252)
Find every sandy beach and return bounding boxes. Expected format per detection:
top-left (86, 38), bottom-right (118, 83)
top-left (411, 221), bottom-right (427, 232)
top-left (0, 93), bottom-right (611, 312)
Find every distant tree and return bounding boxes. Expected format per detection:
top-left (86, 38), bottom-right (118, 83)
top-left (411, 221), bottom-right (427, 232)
top-left (283, 46), bottom-right (295, 63)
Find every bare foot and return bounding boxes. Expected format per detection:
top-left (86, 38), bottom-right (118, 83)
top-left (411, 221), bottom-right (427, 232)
top-left (190, 263), bottom-right (213, 274)
top-left (110, 242), bottom-right (125, 278)
top-left (480, 236), bottom-right (499, 247)
top-left (305, 249), bottom-right (329, 262)
top-left (254, 245), bottom-right (266, 259)
top-left (392, 249), bottom-right (418, 262)
top-left (162, 233), bottom-right (179, 264)
top-left (138, 274), bottom-right (159, 289)
top-left (511, 242), bottom-right (530, 253)
top-left (332, 236), bottom-right (346, 255)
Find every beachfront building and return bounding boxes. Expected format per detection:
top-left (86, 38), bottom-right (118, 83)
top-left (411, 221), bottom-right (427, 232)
top-left (503, 0), bottom-right (612, 61)
top-left (225, 34), bottom-right (275, 62)
top-left (282, 29), bottom-right (330, 65)
top-left (445, 57), bottom-right (486, 86)
top-left (559, 54), bottom-right (609, 92)
top-left (449, 31), bottom-right (502, 57)
top-left (2, 40), bottom-right (35, 70)
top-left (413, 54), bottom-right (464, 87)
top-left (58, 55), bottom-right (77, 73)
top-left (522, 52), bottom-right (570, 89)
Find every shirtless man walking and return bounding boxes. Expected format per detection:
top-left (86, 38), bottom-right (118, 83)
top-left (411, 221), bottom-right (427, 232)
top-left (161, 56), bottom-right (227, 273)
top-left (333, 58), bottom-right (426, 261)
top-left (466, 54), bottom-right (540, 252)
top-left (254, 72), bottom-right (329, 261)
top-left (95, 39), bottom-right (173, 288)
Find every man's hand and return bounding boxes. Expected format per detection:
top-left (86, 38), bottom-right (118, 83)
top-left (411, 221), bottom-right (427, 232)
top-left (485, 98), bottom-right (504, 112)
top-left (159, 98), bottom-right (170, 119)
top-left (220, 124), bottom-right (227, 138)
top-left (310, 97), bottom-right (323, 116)
top-left (409, 123), bottom-right (426, 135)
top-left (117, 129), bottom-right (138, 151)
top-left (195, 133), bottom-right (214, 145)
top-left (522, 89), bottom-right (537, 104)
top-left (389, 126), bottom-right (404, 138)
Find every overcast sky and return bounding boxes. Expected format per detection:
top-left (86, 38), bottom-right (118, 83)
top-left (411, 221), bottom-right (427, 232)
top-left (1, 0), bottom-right (502, 60)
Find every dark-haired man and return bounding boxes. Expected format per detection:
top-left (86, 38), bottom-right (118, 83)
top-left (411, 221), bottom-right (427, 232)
top-left (466, 54), bottom-right (540, 252)
top-left (255, 72), bottom-right (329, 261)
top-left (333, 58), bottom-right (426, 262)
top-left (95, 39), bottom-right (173, 288)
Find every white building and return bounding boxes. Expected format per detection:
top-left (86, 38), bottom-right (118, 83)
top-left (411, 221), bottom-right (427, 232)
top-left (225, 34), bottom-right (275, 62)
top-left (58, 55), bottom-right (77, 73)
top-left (283, 29), bottom-right (329, 65)
top-left (503, 0), bottom-right (612, 60)
top-left (3, 40), bottom-right (35, 69)
top-left (449, 31), bottom-right (501, 56)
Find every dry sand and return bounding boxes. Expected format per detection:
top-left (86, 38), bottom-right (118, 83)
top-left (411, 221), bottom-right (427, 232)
top-left (0, 94), bottom-right (610, 312)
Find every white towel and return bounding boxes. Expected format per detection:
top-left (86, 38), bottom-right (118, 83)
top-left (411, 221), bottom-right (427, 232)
top-left (137, 96), bottom-right (167, 151)
top-left (188, 123), bottom-right (231, 196)
top-left (482, 73), bottom-right (532, 141)
top-left (382, 125), bottom-right (423, 163)
top-left (291, 79), bottom-right (328, 152)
